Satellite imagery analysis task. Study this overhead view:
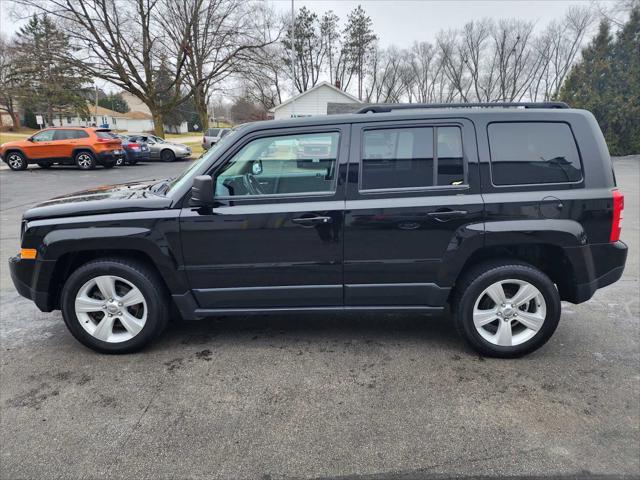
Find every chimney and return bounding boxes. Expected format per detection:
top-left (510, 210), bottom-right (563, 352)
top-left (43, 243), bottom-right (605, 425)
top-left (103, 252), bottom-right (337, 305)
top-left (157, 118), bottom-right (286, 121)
top-left (335, 80), bottom-right (341, 90)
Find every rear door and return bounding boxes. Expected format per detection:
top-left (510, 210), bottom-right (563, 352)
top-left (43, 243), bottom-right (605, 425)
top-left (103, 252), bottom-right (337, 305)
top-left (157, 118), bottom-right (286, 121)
top-left (179, 125), bottom-right (349, 311)
top-left (344, 118), bottom-right (483, 308)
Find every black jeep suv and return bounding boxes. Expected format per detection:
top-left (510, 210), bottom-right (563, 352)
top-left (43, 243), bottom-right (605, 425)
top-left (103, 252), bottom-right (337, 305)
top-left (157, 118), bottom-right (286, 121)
top-left (9, 102), bottom-right (627, 357)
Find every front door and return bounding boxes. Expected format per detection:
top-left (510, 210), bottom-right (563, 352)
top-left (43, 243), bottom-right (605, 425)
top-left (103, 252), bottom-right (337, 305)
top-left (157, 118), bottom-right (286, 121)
top-left (344, 119), bottom-right (484, 308)
top-left (180, 126), bottom-right (349, 311)
top-left (25, 129), bottom-right (55, 159)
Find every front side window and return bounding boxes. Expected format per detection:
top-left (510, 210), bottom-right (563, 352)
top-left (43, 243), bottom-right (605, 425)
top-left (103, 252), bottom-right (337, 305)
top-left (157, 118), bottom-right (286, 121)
top-left (488, 122), bottom-right (582, 185)
top-left (360, 125), bottom-right (464, 191)
top-left (31, 130), bottom-right (55, 142)
top-left (215, 131), bottom-right (340, 197)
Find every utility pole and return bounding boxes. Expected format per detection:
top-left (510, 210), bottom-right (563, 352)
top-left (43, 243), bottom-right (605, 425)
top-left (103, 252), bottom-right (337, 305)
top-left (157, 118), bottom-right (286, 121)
top-left (95, 84), bottom-right (99, 126)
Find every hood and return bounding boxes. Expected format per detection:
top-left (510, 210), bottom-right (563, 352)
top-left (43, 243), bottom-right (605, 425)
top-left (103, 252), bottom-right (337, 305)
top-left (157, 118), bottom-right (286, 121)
top-left (1, 139), bottom-right (27, 149)
top-left (169, 142), bottom-right (189, 149)
top-left (23, 179), bottom-right (173, 221)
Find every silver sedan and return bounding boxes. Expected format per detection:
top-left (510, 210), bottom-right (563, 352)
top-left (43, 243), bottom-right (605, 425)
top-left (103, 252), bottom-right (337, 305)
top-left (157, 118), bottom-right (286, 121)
top-left (127, 134), bottom-right (191, 162)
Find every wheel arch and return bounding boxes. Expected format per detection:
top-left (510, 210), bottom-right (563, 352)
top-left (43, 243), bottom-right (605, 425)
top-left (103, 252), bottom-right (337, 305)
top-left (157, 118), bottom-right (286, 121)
top-left (451, 243), bottom-right (577, 302)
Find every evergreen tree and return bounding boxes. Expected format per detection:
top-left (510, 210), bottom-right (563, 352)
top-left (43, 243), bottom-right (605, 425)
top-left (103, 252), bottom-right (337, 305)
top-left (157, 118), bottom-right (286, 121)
top-left (560, 8), bottom-right (640, 155)
top-left (12, 15), bottom-right (88, 125)
top-left (343, 5), bottom-right (377, 100)
top-left (98, 93), bottom-right (130, 114)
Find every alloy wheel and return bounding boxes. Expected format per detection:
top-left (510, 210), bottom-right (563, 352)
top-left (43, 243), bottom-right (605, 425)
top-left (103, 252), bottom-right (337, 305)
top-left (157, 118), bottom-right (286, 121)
top-left (77, 153), bottom-right (93, 169)
top-left (8, 153), bottom-right (25, 169)
top-left (74, 275), bottom-right (147, 343)
top-left (472, 279), bottom-right (546, 347)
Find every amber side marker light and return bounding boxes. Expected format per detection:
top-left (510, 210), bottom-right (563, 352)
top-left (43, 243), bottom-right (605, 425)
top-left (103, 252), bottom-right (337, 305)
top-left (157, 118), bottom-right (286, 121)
top-left (20, 248), bottom-right (37, 260)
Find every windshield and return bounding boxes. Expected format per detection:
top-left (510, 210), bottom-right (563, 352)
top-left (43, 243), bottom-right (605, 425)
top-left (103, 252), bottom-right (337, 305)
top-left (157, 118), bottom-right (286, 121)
top-left (165, 126), bottom-right (244, 193)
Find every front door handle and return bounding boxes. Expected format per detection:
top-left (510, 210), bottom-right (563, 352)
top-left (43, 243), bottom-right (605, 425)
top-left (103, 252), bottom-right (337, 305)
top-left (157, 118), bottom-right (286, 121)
top-left (291, 216), bottom-right (333, 226)
top-left (427, 210), bottom-right (468, 221)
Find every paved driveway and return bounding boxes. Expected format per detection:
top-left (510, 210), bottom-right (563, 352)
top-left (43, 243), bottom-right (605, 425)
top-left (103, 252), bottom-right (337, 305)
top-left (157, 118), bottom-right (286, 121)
top-left (0, 157), bottom-right (638, 479)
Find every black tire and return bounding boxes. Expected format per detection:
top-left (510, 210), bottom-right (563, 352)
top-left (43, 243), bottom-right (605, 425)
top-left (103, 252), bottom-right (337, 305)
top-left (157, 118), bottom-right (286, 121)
top-left (60, 258), bottom-right (169, 354)
top-left (37, 162), bottom-right (52, 169)
top-left (75, 151), bottom-right (96, 170)
top-left (160, 149), bottom-right (175, 162)
top-left (6, 151), bottom-right (28, 171)
top-left (451, 260), bottom-right (561, 358)
top-left (127, 159), bottom-right (138, 166)
top-left (115, 156), bottom-right (125, 167)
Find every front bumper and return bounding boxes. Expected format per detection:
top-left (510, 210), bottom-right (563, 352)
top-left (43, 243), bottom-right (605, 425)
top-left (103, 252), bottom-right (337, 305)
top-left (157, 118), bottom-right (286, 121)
top-left (563, 241), bottom-right (628, 303)
top-left (9, 255), bottom-right (56, 312)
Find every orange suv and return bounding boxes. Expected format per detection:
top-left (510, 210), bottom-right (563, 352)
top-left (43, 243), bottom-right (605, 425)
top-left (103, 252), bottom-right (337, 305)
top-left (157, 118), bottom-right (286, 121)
top-left (0, 128), bottom-right (124, 171)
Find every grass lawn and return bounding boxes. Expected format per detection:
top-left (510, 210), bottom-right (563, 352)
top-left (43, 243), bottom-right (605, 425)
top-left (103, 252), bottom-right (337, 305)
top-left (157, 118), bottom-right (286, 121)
top-left (185, 141), bottom-right (204, 157)
top-left (0, 129), bottom-right (38, 143)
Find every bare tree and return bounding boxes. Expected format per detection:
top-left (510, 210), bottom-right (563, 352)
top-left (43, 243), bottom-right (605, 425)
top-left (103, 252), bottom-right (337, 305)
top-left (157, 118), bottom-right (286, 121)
top-left (169, 0), bottom-right (278, 131)
top-left (0, 35), bottom-right (20, 128)
top-left (365, 46), bottom-right (407, 103)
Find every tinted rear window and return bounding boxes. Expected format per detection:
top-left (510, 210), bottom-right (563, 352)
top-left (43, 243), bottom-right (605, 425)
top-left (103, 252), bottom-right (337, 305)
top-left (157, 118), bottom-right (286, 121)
top-left (53, 129), bottom-right (89, 140)
top-left (488, 122), bottom-right (582, 185)
top-left (206, 128), bottom-right (220, 136)
top-left (96, 131), bottom-right (115, 139)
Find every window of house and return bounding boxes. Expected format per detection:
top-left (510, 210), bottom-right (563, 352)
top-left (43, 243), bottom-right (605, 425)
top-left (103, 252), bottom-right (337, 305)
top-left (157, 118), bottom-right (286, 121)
top-left (215, 132), bottom-right (340, 197)
top-left (488, 122), bottom-right (582, 185)
top-left (360, 125), bottom-right (465, 191)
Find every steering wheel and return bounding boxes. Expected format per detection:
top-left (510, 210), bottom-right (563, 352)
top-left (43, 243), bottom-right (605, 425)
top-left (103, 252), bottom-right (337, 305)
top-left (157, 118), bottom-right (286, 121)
top-left (243, 173), bottom-right (265, 195)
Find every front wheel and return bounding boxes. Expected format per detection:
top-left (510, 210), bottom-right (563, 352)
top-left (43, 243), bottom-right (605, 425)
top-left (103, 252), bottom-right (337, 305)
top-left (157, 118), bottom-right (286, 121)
top-left (452, 260), bottom-right (561, 358)
top-left (60, 258), bottom-right (169, 353)
top-left (6, 152), bottom-right (28, 170)
top-left (160, 149), bottom-right (175, 162)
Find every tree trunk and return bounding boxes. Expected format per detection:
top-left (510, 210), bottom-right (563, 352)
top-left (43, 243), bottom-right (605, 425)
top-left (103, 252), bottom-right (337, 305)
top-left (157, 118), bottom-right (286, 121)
top-left (152, 110), bottom-right (165, 138)
top-left (11, 110), bottom-right (21, 129)
top-left (194, 87), bottom-right (209, 132)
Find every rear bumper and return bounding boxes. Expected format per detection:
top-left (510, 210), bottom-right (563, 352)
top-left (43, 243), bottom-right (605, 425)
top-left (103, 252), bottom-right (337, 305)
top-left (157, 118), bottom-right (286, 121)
top-left (563, 241), bottom-right (628, 303)
top-left (96, 151), bottom-right (125, 164)
top-left (124, 150), bottom-right (150, 162)
top-left (9, 255), bottom-right (56, 312)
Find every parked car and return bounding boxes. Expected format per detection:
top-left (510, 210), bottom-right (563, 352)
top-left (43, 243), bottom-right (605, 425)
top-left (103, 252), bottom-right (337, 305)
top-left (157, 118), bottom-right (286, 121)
top-left (0, 127), bottom-right (124, 170)
top-left (9, 102), bottom-right (627, 356)
top-left (202, 127), bottom-right (231, 150)
top-left (111, 134), bottom-right (150, 166)
top-left (126, 133), bottom-right (191, 162)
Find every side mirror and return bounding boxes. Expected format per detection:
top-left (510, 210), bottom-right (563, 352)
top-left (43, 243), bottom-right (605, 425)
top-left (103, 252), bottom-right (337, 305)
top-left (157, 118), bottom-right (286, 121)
top-left (190, 175), bottom-right (215, 207)
top-left (251, 160), bottom-right (263, 175)
top-left (27, 137), bottom-right (34, 142)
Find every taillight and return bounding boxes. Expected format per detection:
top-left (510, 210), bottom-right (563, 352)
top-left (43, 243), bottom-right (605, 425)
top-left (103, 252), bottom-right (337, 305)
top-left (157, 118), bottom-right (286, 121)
top-left (129, 142), bottom-right (140, 151)
top-left (610, 190), bottom-right (624, 242)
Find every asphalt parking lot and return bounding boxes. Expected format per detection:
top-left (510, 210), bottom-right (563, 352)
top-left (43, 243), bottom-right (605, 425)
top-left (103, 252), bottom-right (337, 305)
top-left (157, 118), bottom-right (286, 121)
top-left (0, 157), bottom-right (638, 479)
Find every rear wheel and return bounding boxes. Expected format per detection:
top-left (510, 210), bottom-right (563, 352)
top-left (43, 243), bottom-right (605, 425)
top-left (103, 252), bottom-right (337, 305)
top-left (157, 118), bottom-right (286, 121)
top-left (115, 156), bottom-right (125, 167)
top-left (6, 152), bottom-right (28, 171)
top-left (126, 159), bottom-right (138, 166)
top-left (75, 151), bottom-right (96, 170)
top-left (60, 258), bottom-right (169, 354)
top-left (160, 149), bottom-right (175, 162)
top-left (452, 260), bottom-right (561, 358)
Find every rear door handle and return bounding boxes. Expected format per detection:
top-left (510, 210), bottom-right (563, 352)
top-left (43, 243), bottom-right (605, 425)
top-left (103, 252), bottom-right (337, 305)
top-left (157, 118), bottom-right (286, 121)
top-left (428, 210), bottom-right (468, 221)
top-left (292, 216), bottom-right (333, 226)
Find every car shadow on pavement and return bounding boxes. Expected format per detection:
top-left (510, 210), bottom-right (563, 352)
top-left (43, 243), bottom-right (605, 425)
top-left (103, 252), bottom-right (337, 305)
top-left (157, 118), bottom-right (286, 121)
top-left (154, 312), bottom-right (467, 353)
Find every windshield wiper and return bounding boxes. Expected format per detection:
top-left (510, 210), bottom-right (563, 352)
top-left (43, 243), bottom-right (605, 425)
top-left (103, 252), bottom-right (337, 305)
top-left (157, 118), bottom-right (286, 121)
top-left (150, 178), bottom-right (172, 194)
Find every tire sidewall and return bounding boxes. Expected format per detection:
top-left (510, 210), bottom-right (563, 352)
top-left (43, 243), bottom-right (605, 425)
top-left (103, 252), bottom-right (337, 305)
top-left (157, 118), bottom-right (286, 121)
top-left (61, 261), bottom-right (166, 353)
top-left (7, 152), bottom-right (28, 170)
top-left (75, 151), bottom-right (96, 170)
top-left (161, 149), bottom-right (175, 162)
top-left (457, 264), bottom-right (561, 357)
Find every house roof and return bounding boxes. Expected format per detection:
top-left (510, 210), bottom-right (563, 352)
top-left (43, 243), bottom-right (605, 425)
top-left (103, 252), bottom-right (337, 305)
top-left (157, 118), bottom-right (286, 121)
top-left (125, 110), bottom-right (153, 120)
top-left (86, 103), bottom-right (128, 118)
top-left (271, 81), bottom-right (363, 112)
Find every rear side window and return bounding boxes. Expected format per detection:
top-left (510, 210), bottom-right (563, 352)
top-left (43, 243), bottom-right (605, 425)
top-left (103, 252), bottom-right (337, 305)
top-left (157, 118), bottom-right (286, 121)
top-left (54, 129), bottom-right (88, 140)
top-left (360, 125), bottom-right (464, 191)
top-left (488, 122), bottom-right (582, 185)
top-left (206, 128), bottom-right (220, 137)
top-left (95, 131), bottom-right (114, 139)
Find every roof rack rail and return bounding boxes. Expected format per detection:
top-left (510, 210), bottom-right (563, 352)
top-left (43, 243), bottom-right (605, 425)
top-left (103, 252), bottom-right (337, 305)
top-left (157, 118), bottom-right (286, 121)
top-left (355, 102), bottom-right (570, 114)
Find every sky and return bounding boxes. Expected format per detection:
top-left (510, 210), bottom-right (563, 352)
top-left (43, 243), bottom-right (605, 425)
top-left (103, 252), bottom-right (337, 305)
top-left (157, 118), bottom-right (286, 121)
top-left (1, 0), bottom-right (601, 42)
top-left (269, 0), bottom-right (599, 48)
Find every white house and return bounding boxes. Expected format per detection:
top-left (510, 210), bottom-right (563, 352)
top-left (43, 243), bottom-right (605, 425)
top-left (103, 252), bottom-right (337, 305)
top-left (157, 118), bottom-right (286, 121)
top-left (271, 82), bottom-right (362, 120)
top-left (121, 92), bottom-right (189, 133)
top-left (51, 104), bottom-right (155, 132)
